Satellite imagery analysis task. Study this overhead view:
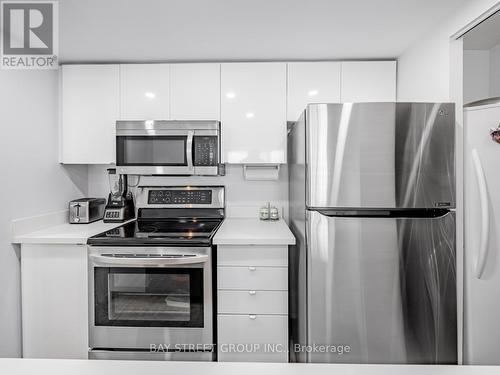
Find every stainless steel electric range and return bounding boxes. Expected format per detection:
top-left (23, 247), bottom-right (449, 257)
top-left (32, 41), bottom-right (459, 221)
top-left (87, 186), bottom-right (224, 361)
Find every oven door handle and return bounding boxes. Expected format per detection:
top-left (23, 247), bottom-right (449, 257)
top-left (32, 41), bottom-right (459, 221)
top-left (89, 254), bottom-right (209, 267)
top-left (186, 131), bottom-right (194, 172)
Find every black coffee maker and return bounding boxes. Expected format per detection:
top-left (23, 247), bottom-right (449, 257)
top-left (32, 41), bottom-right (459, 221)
top-left (103, 168), bottom-right (135, 223)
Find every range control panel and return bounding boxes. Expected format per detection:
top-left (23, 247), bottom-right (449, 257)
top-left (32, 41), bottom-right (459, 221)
top-left (148, 189), bottom-right (213, 205)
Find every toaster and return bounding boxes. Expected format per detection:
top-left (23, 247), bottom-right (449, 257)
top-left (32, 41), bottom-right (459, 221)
top-left (69, 198), bottom-right (106, 224)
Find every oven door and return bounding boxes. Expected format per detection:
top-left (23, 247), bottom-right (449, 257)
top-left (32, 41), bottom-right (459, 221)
top-left (89, 247), bottom-right (213, 352)
top-left (116, 131), bottom-right (194, 175)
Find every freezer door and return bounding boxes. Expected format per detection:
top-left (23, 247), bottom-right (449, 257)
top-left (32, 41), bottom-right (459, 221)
top-left (304, 210), bottom-right (457, 364)
top-left (306, 103), bottom-right (455, 209)
top-left (463, 102), bottom-right (500, 365)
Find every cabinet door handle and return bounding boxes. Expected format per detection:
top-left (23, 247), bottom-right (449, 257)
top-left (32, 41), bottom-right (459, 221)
top-left (472, 149), bottom-right (490, 279)
top-left (249, 315), bottom-right (257, 320)
top-left (248, 266), bottom-right (256, 271)
top-left (248, 291), bottom-right (256, 295)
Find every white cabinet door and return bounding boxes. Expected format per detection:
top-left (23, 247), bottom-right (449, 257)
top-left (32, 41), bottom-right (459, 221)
top-left (218, 266), bottom-right (288, 290)
top-left (170, 63), bottom-right (220, 120)
top-left (464, 103), bottom-right (500, 365)
top-left (341, 61), bottom-right (397, 102)
top-left (120, 64), bottom-right (170, 120)
top-left (217, 245), bottom-right (288, 267)
top-left (218, 314), bottom-right (288, 362)
top-left (21, 244), bottom-right (88, 359)
top-left (287, 62), bottom-right (341, 121)
top-left (61, 65), bottom-right (119, 164)
top-left (221, 63), bottom-right (287, 164)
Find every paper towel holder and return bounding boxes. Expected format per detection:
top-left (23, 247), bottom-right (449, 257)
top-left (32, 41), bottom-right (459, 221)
top-left (243, 164), bottom-right (280, 181)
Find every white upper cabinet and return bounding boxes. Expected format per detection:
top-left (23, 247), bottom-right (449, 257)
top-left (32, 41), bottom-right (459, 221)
top-left (120, 64), bottom-right (170, 120)
top-left (170, 63), bottom-right (220, 120)
top-left (221, 63), bottom-right (287, 164)
top-left (61, 64), bottom-right (119, 164)
top-left (341, 61), bottom-right (397, 102)
top-left (287, 62), bottom-right (341, 121)
top-left (60, 61), bottom-right (397, 165)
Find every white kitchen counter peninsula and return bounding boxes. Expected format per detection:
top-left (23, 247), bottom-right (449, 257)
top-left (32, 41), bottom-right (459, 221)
top-left (213, 218), bottom-right (295, 245)
top-left (12, 219), bottom-right (132, 244)
top-left (0, 359), bottom-right (497, 375)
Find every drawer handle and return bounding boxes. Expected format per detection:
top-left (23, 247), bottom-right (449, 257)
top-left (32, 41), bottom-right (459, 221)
top-left (249, 315), bottom-right (257, 320)
top-left (248, 291), bottom-right (256, 295)
top-left (248, 266), bottom-right (256, 271)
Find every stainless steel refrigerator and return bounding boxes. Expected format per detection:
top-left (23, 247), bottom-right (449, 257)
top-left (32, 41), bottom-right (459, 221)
top-left (288, 103), bottom-right (456, 364)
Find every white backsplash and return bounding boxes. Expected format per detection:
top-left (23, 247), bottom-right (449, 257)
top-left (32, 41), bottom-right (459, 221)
top-left (87, 164), bottom-right (289, 221)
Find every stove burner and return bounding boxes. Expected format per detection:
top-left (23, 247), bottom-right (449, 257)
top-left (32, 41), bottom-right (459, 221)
top-left (88, 218), bottom-right (224, 246)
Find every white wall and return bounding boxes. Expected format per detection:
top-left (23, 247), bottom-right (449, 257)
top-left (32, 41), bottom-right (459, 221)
top-left (0, 70), bottom-right (88, 357)
top-left (397, 0), bottom-right (500, 102)
top-left (88, 165), bottom-right (289, 220)
top-left (491, 42), bottom-right (500, 97)
top-left (463, 50), bottom-right (491, 104)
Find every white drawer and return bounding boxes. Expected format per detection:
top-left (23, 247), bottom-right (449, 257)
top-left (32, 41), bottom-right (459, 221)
top-left (217, 246), bottom-right (287, 267)
top-left (218, 314), bottom-right (288, 362)
top-left (218, 290), bottom-right (287, 314)
top-left (217, 266), bottom-right (287, 290)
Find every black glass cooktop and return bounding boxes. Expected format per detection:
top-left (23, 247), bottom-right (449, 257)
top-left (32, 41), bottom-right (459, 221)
top-left (88, 218), bottom-right (223, 246)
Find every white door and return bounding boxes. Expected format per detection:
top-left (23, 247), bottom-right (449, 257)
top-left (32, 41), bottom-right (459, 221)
top-left (60, 65), bottom-right (119, 164)
top-left (170, 63), bottom-right (220, 120)
top-left (120, 64), bottom-right (170, 120)
top-left (341, 61), bottom-right (396, 102)
top-left (221, 63), bottom-right (287, 164)
top-left (464, 101), bottom-right (500, 365)
top-left (287, 62), bottom-right (341, 121)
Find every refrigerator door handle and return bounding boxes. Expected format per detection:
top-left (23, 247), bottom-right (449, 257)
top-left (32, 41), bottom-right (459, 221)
top-left (472, 149), bottom-right (490, 279)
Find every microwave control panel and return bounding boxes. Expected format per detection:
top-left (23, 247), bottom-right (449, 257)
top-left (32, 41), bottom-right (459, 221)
top-left (148, 189), bottom-right (212, 205)
top-left (193, 136), bottom-right (218, 166)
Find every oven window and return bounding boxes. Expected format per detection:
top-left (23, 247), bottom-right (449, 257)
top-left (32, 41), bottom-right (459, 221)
top-left (116, 136), bottom-right (187, 166)
top-left (94, 267), bottom-right (203, 327)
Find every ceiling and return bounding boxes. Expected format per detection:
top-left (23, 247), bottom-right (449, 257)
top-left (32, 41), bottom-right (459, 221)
top-left (59, 0), bottom-right (472, 63)
top-left (463, 10), bottom-right (500, 50)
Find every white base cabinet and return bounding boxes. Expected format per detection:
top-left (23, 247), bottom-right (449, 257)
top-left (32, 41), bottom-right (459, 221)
top-left (217, 245), bottom-right (288, 362)
top-left (21, 244), bottom-right (88, 359)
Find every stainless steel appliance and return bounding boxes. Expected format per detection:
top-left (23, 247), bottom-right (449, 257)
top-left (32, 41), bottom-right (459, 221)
top-left (288, 103), bottom-right (456, 364)
top-left (88, 186), bottom-right (225, 361)
top-left (103, 168), bottom-right (135, 223)
top-left (69, 198), bottom-right (106, 224)
top-left (115, 120), bottom-right (222, 176)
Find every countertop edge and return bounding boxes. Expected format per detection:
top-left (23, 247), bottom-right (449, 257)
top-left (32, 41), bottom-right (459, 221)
top-left (212, 218), bottom-right (296, 246)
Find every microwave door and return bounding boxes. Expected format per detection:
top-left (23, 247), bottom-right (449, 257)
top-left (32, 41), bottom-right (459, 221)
top-left (116, 132), bottom-right (194, 175)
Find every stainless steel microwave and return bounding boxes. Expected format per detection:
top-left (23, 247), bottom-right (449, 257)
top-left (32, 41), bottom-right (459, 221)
top-left (116, 120), bottom-right (221, 176)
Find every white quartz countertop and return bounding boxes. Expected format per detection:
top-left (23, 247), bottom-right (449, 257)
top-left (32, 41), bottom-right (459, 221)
top-left (0, 359), bottom-right (498, 375)
top-left (213, 218), bottom-right (295, 245)
top-left (12, 220), bottom-right (130, 245)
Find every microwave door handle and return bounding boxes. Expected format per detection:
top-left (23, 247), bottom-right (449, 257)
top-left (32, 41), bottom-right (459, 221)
top-left (89, 254), bottom-right (208, 267)
top-left (186, 131), bottom-right (194, 171)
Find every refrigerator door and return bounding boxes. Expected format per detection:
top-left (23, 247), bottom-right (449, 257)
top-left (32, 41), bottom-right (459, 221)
top-left (464, 101), bottom-right (500, 365)
top-left (304, 209), bottom-right (457, 364)
top-left (306, 103), bottom-right (455, 209)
